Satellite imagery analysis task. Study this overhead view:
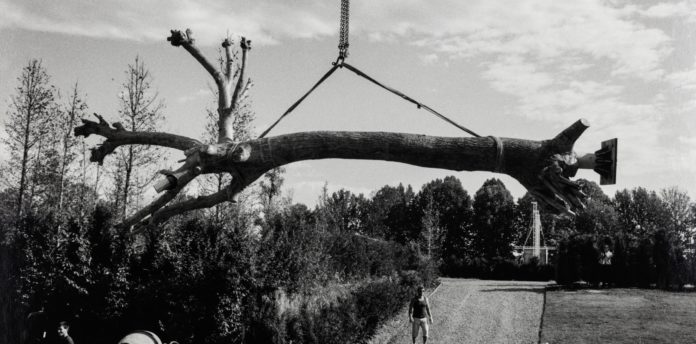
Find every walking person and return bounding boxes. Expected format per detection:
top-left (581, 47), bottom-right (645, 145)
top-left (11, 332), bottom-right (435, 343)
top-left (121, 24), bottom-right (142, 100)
top-left (408, 286), bottom-right (433, 344)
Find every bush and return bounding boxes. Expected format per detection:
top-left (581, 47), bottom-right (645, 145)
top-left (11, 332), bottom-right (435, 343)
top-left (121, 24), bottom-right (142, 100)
top-left (272, 273), bottom-right (428, 344)
top-left (555, 231), bottom-right (695, 289)
top-left (441, 255), bottom-right (554, 281)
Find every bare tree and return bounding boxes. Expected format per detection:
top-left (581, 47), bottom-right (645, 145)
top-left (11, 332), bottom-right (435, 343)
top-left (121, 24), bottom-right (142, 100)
top-left (112, 56), bottom-right (165, 218)
top-left (421, 193), bottom-right (441, 258)
top-left (75, 29), bottom-right (617, 230)
top-left (56, 82), bottom-right (89, 212)
top-left (200, 48), bottom-right (255, 222)
top-left (3, 59), bottom-right (57, 217)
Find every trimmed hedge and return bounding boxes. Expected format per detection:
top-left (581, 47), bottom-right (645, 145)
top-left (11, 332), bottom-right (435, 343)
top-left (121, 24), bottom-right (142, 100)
top-left (441, 255), bottom-right (554, 281)
top-left (555, 232), bottom-right (696, 289)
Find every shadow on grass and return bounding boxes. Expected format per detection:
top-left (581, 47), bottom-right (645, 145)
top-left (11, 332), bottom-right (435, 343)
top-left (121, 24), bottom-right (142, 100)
top-left (481, 283), bottom-right (550, 287)
top-left (480, 287), bottom-right (545, 293)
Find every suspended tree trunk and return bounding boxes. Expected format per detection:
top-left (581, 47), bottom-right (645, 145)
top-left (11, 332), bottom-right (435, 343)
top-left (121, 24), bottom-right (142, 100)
top-left (75, 29), bottom-right (617, 231)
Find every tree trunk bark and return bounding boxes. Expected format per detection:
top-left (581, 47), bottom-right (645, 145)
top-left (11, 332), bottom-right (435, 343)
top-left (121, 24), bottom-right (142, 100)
top-left (123, 146), bottom-right (134, 219)
top-left (204, 131), bottom-right (522, 176)
top-left (79, 116), bottom-right (612, 227)
top-left (17, 104), bottom-right (33, 218)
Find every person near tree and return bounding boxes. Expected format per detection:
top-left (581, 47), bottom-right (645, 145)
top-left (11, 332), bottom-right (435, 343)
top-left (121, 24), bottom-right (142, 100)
top-left (408, 286), bottom-right (433, 344)
top-left (598, 244), bottom-right (613, 288)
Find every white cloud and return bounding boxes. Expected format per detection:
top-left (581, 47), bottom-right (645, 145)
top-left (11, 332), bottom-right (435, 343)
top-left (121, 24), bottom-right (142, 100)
top-left (667, 63), bottom-right (696, 92)
top-left (635, 2), bottom-right (696, 19)
top-left (176, 88), bottom-right (213, 103)
top-left (419, 53), bottom-right (439, 65)
top-left (0, 0), bottom-right (336, 45)
top-left (285, 180), bottom-right (373, 207)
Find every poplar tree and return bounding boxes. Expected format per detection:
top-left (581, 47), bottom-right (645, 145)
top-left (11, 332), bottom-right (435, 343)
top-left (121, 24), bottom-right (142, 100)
top-left (112, 56), bottom-right (164, 218)
top-left (57, 82), bottom-right (89, 212)
top-left (3, 59), bottom-right (57, 217)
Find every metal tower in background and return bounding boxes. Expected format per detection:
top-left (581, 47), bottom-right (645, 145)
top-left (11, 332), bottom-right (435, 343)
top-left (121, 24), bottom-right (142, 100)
top-left (513, 201), bottom-right (555, 264)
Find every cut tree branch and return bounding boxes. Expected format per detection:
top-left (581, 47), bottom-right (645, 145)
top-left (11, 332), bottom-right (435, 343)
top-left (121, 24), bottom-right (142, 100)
top-left (168, 29), bottom-right (224, 86)
top-left (169, 29), bottom-right (252, 143)
top-left (150, 176), bottom-right (248, 224)
top-left (222, 37), bottom-right (235, 78)
top-left (74, 113), bottom-right (202, 164)
top-left (229, 37), bottom-right (251, 109)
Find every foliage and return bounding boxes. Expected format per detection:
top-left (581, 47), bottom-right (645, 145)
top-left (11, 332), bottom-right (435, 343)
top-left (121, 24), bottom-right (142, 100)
top-left (412, 176), bottom-right (474, 274)
top-left (366, 183), bottom-right (415, 241)
top-left (471, 178), bottom-right (516, 260)
top-left (555, 186), bottom-right (696, 289)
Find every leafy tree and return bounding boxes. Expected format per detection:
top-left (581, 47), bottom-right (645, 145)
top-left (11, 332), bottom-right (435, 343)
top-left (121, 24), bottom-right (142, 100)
top-left (661, 187), bottom-right (694, 242)
top-left (412, 176), bottom-right (473, 270)
top-left (614, 187), bottom-right (669, 241)
top-left (257, 203), bottom-right (325, 292)
top-left (319, 189), bottom-right (369, 233)
top-left (471, 178), bottom-right (516, 260)
top-left (259, 167), bottom-right (286, 213)
top-left (365, 183), bottom-right (414, 239)
top-left (574, 179), bottom-right (618, 236)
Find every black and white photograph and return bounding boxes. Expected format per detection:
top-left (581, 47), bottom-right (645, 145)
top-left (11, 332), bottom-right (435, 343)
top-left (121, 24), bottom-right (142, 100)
top-left (1, 1), bottom-right (695, 343)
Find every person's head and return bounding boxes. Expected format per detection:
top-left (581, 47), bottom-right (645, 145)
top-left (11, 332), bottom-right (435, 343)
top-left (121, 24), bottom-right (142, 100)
top-left (416, 285), bottom-right (424, 297)
top-left (603, 244), bottom-right (610, 252)
top-left (57, 321), bottom-right (69, 337)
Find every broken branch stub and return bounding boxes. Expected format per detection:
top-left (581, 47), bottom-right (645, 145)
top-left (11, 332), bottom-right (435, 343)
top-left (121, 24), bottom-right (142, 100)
top-left (74, 113), bottom-right (201, 164)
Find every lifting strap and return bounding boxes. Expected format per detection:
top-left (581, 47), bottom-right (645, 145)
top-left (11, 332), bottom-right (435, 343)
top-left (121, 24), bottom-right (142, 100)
top-left (257, 60), bottom-right (482, 139)
top-left (340, 62), bottom-right (481, 137)
top-left (256, 0), bottom-right (482, 139)
top-left (257, 64), bottom-right (339, 139)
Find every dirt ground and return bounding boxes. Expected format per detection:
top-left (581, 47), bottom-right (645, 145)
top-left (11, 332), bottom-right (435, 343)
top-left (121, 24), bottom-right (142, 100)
top-left (370, 278), bottom-right (550, 344)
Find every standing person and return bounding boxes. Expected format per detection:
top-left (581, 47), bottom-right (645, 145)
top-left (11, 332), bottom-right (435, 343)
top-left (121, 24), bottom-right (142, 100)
top-left (56, 321), bottom-right (74, 344)
top-left (408, 286), bottom-right (433, 344)
top-left (598, 244), bottom-right (613, 288)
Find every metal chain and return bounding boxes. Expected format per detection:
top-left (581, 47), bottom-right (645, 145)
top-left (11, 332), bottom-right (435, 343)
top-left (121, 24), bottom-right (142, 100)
top-left (338, 0), bottom-right (350, 59)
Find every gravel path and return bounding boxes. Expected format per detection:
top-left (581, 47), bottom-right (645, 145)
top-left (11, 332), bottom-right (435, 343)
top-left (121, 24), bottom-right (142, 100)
top-left (371, 278), bottom-right (549, 344)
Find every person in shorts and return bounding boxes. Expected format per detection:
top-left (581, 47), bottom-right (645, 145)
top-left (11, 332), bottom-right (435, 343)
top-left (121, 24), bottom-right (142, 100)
top-left (598, 244), bottom-right (613, 288)
top-left (408, 286), bottom-right (433, 344)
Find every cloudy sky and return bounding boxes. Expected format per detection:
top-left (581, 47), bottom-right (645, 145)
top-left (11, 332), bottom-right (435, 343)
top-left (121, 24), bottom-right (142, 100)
top-left (1, 0), bottom-right (694, 206)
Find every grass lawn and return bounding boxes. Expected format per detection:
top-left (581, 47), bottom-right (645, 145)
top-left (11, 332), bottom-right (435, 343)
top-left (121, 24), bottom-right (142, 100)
top-left (540, 288), bottom-right (696, 344)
